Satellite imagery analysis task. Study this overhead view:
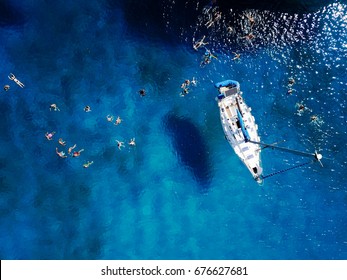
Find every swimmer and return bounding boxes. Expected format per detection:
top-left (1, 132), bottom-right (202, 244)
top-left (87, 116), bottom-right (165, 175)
top-left (193, 36), bottom-right (209, 51)
top-left (58, 138), bottom-right (66, 146)
top-left (200, 49), bottom-right (217, 67)
top-left (45, 131), bottom-right (55, 141)
top-left (242, 32), bottom-right (255, 40)
top-left (139, 89), bottom-right (146, 96)
top-left (50, 104), bottom-right (60, 111)
top-left (68, 144), bottom-right (77, 154)
top-left (245, 13), bottom-right (256, 27)
top-left (73, 149), bottom-right (84, 157)
top-left (310, 115), bottom-right (323, 126)
top-left (181, 79), bottom-right (190, 89)
top-left (115, 116), bottom-right (122, 125)
top-left (116, 140), bottom-right (125, 150)
top-left (205, 17), bottom-right (215, 28)
top-left (106, 115), bottom-right (114, 122)
top-left (84, 105), bottom-right (91, 112)
top-left (180, 87), bottom-right (189, 97)
top-left (287, 88), bottom-right (296, 95)
top-left (227, 25), bottom-right (234, 34)
top-left (56, 147), bottom-right (67, 158)
top-left (205, 11), bottom-right (222, 28)
top-left (191, 77), bottom-right (197, 86)
top-left (214, 11), bottom-right (222, 22)
top-left (129, 138), bottom-right (136, 146)
top-left (295, 102), bottom-right (311, 116)
top-left (4, 85), bottom-right (10, 91)
top-left (8, 73), bottom-right (25, 88)
top-left (83, 161), bottom-right (94, 168)
top-left (232, 52), bottom-right (240, 60)
top-left (288, 77), bottom-right (295, 86)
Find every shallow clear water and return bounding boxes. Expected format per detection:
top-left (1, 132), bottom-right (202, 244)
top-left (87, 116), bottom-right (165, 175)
top-left (0, 0), bottom-right (346, 259)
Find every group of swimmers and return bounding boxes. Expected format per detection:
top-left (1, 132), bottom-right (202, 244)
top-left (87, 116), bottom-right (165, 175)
top-left (2, 73), bottom-right (25, 92)
top-left (179, 78), bottom-right (197, 96)
top-left (287, 77), bottom-right (323, 126)
top-left (105, 114), bottom-right (136, 149)
top-left (44, 129), bottom-right (91, 167)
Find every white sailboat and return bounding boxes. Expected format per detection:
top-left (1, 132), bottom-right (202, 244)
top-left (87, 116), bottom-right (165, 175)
top-left (215, 80), bottom-right (263, 183)
top-left (215, 80), bottom-right (324, 184)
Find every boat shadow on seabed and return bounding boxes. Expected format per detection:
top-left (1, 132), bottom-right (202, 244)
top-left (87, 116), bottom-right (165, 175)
top-left (164, 113), bottom-right (213, 192)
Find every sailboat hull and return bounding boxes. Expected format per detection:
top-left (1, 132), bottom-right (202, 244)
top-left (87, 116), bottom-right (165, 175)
top-left (215, 80), bottom-right (263, 183)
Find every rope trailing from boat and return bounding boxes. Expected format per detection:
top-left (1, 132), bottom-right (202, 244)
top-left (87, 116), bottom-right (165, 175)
top-left (260, 160), bottom-right (313, 180)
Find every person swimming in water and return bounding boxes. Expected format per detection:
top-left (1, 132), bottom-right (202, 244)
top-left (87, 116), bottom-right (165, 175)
top-left (8, 73), bottom-right (25, 88)
top-left (200, 48), bottom-right (218, 67)
top-left (116, 140), bottom-right (125, 150)
top-left (84, 105), bottom-right (91, 112)
top-left (45, 131), bottom-right (55, 141)
top-left (193, 36), bottom-right (209, 51)
top-left (56, 147), bottom-right (67, 158)
top-left (232, 52), bottom-right (241, 60)
top-left (191, 77), bottom-right (197, 86)
top-left (106, 115), bottom-right (114, 122)
top-left (50, 104), bottom-right (60, 111)
top-left (72, 149), bottom-right (84, 157)
top-left (83, 161), bottom-right (94, 168)
top-left (139, 89), bottom-right (146, 96)
top-left (115, 116), bottom-right (122, 125)
top-left (58, 138), bottom-right (66, 146)
top-left (288, 77), bottom-right (295, 86)
top-left (3, 85), bottom-right (10, 91)
top-left (68, 144), bottom-right (77, 154)
top-left (129, 138), bottom-right (136, 146)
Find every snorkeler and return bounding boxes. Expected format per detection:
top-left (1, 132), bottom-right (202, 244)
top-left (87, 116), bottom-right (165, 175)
top-left (193, 36), bottom-right (209, 51)
top-left (84, 105), bottom-right (91, 112)
top-left (8, 73), bottom-right (25, 88)
top-left (45, 131), bottom-right (55, 141)
top-left (3, 85), bottom-right (10, 91)
top-left (56, 147), bottom-right (67, 158)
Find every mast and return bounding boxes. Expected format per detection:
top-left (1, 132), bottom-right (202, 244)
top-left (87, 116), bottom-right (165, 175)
top-left (247, 140), bottom-right (320, 160)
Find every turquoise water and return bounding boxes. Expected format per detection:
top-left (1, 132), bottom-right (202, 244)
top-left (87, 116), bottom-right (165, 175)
top-left (0, 0), bottom-right (346, 259)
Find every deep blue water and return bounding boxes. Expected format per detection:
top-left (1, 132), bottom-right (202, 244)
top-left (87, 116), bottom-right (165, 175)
top-left (0, 0), bottom-right (346, 259)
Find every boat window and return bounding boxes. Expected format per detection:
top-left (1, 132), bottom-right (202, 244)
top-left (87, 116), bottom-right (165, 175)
top-left (252, 167), bottom-right (258, 174)
top-left (246, 154), bottom-right (254, 159)
top-left (225, 87), bottom-right (238, 96)
top-left (242, 146), bottom-right (249, 152)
